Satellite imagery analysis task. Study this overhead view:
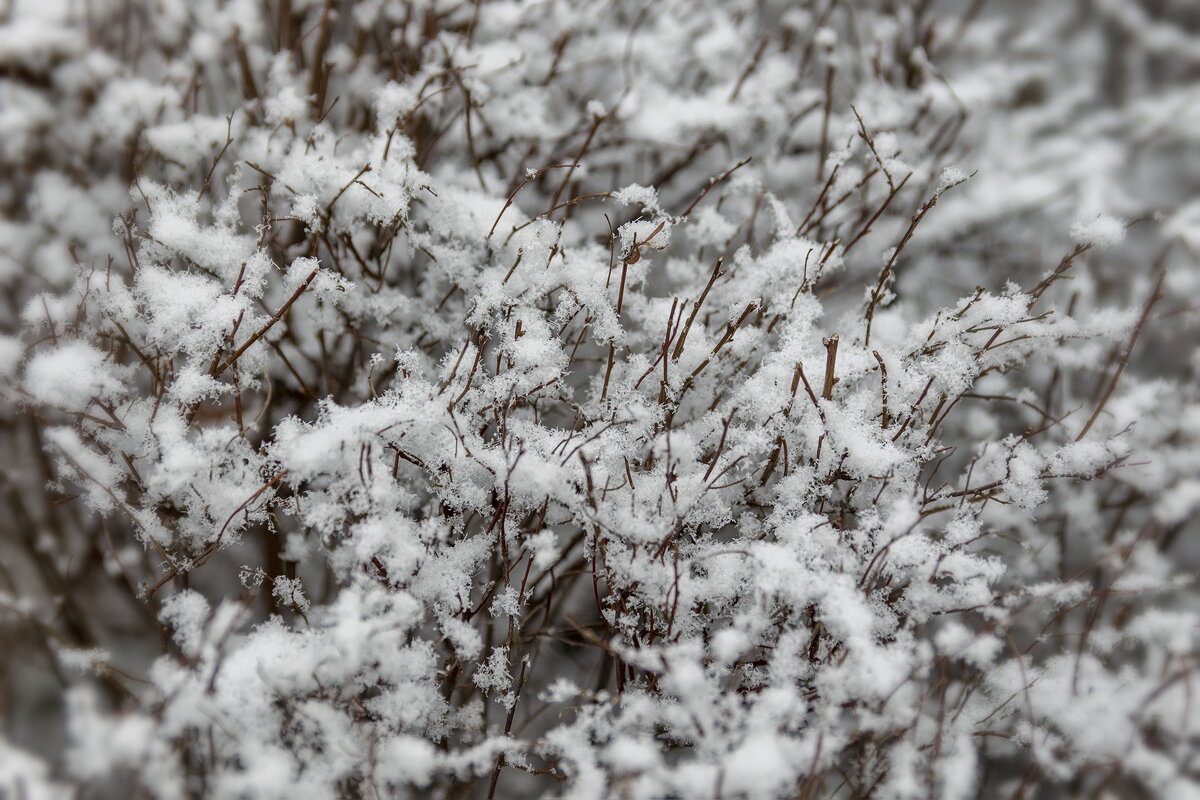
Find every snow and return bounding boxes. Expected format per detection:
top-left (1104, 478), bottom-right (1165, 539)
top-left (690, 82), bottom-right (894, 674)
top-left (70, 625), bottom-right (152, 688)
top-left (2, 1), bottom-right (1198, 798)
top-left (0, 738), bottom-right (68, 800)
top-left (1070, 214), bottom-right (1127, 248)
top-left (23, 341), bottom-right (122, 409)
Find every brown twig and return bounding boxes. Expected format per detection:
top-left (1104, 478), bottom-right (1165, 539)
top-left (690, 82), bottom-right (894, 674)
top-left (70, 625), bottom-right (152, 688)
top-left (1075, 272), bottom-right (1166, 442)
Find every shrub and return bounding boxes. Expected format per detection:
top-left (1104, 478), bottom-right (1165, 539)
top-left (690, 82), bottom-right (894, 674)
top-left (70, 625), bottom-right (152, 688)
top-left (1, 1), bottom-right (1198, 798)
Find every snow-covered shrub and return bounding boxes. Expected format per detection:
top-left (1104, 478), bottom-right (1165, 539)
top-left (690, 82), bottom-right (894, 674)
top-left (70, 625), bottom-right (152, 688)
top-left (1, 1), bottom-right (1198, 798)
